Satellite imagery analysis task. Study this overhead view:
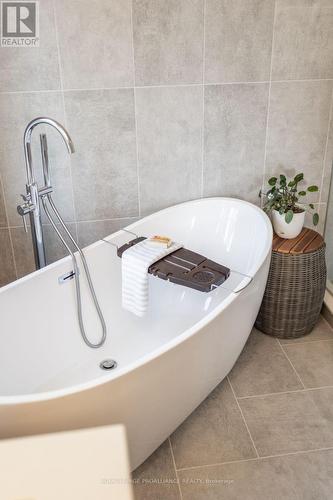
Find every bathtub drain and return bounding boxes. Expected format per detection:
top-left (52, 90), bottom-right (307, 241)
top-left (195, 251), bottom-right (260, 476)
top-left (100, 359), bottom-right (117, 370)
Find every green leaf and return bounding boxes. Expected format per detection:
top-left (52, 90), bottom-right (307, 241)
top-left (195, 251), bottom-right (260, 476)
top-left (298, 191), bottom-right (306, 196)
top-left (280, 174), bottom-right (286, 185)
top-left (288, 180), bottom-right (296, 188)
top-left (294, 173), bottom-right (304, 183)
top-left (309, 203), bottom-right (314, 210)
top-left (313, 213), bottom-right (319, 226)
top-left (285, 210), bottom-right (294, 224)
top-left (307, 185), bottom-right (319, 192)
top-left (268, 177), bottom-right (277, 186)
top-left (279, 207), bottom-right (285, 215)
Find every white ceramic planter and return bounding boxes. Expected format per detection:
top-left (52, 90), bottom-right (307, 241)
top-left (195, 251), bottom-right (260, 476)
top-left (271, 209), bottom-right (305, 239)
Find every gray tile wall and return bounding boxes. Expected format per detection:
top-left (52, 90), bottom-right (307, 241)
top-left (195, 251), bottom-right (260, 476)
top-left (0, 0), bottom-right (332, 286)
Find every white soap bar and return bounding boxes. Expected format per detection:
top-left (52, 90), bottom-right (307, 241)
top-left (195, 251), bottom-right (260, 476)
top-left (146, 235), bottom-right (173, 248)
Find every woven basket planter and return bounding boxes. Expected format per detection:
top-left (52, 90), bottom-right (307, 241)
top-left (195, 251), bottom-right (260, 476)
top-left (255, 244), bottom-right (327, 339)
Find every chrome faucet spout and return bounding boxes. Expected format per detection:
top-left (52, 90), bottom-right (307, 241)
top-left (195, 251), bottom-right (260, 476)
top-left (18, 117), bottom-right (75, 269)
top-left (23, 116), bottom-right (74, 186)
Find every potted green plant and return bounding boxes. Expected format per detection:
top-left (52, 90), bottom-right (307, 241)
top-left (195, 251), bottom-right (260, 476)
top-left (260, 173), bottom-right (319, 239)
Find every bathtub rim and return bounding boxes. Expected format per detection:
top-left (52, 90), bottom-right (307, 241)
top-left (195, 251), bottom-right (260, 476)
top-left (0, 197), bottom-right (272, 406)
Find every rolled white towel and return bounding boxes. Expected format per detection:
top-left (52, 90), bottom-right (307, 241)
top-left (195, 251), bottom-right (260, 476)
top-left (122, 237), bottom-right (182, 317)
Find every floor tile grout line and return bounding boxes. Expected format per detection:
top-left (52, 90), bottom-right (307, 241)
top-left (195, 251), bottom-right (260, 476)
top-left (227, 376), bottom-right (259, 458)
top-left (276, 338), bottom-right (306, 389)
top-left (236, 384), bottom-right (333, 400)
top-left (279, 338), bottom-right (333, 346)
top-left (177, 457), bottom-right (260, 473)
top-left (175, 445), bottom-right (333, 473)
top-left (321, 314), bottom-right (333, 332)
top-left (168, 438), bottom-right (184, 500)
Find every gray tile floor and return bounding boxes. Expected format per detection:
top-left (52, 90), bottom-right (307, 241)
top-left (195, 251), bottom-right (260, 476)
top-left (133, 316), bottom-right (333, 500)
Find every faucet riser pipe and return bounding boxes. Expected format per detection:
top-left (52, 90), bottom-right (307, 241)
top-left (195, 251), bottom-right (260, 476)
top-left (27, 182), bottom-right (46, 269)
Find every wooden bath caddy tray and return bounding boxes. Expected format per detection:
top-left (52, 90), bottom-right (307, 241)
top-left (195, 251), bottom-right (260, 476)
top-left (117, 237), bottom-right (230, 292)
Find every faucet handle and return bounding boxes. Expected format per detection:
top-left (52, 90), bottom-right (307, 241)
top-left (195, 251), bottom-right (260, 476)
top-left (17, 205), bottom-right (29, 233)
top-left (20, 193), bottom-right (30, 202)
top-left (17, 195), bottom-right (34, 233)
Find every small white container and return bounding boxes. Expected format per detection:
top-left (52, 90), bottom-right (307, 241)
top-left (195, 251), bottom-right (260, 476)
top-left (271, 209), bottom-right (305, 239)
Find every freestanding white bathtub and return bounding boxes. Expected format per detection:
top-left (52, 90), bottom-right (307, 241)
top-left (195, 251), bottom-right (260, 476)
top-left (0, 198), bottom-right (272, 469)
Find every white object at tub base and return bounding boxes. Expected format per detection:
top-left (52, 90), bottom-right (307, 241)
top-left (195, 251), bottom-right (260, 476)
top-left (271, 209), bottom-right (305, 239)
top-left (0, 425), bottom-right (134, 500)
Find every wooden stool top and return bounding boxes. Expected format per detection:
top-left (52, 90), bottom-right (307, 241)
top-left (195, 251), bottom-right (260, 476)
top-left (272, 228), bottom-right (324, 255)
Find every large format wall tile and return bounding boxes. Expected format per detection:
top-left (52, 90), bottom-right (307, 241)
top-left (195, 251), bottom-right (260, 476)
top-left (77, 218), bottom-right (138, 248)
top-left (272, 0), bottom-right (333, 80)
top-left (0, 91), bottom-right (75, 226)
top-left (65, 89), bottom-right (139, 221)
top-left (56, 0), bottom-right (134, 89)
top-left (204, 83), bottom-right (268, 203)
top-left (10, 227), bottom-right (35, 278)
top-left (133, 0), bottom-right (203, 85)
top-left (266, 81), bottom-right (333, 202)
top-left (0, 0), bottom-right (60, 92)
top-left (0, 229), bottom-right (16, 285)
top-left (136, 85), bottom-right (202, 214)
top-left (43, 223), bottom-right (77, 265)
top-left (10, 223), bottom-right (77, 278)
top-left (205, 0), bottom-right (275, 83)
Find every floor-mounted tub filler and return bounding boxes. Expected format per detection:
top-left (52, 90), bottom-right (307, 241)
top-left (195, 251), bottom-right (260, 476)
top-left (0, 197), bottom-right (272, 469)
